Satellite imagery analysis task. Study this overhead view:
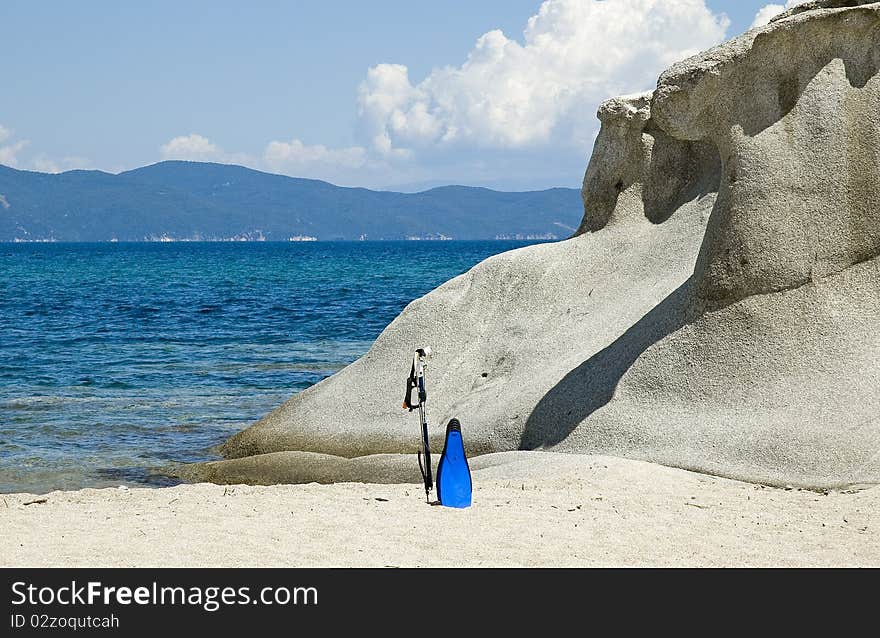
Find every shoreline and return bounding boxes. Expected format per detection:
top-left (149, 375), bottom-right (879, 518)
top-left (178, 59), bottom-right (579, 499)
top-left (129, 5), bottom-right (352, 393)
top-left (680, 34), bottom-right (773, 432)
top-left (3, 453), bottom-right (876, 568)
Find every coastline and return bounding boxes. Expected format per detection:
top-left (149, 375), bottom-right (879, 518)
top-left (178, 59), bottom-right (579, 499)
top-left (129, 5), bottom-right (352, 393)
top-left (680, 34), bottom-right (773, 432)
top-left (3, 453), bottom-right (876, 568)
top-left (1, 240), bottom-right (529, 494)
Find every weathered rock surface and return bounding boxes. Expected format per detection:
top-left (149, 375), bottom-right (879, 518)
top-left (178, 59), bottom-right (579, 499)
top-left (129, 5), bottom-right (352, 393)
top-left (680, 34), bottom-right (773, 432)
top-left (216, 90), bottom-right (718, 461)
top-left (185, 1), bottom-right (880, 489)
top-left (537, 0), bottom-right (880, 487)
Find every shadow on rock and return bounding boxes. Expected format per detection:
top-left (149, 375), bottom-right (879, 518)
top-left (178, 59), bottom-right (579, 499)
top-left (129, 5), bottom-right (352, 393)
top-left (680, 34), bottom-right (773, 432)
top-left (520, 279), bottom-right (698, 449)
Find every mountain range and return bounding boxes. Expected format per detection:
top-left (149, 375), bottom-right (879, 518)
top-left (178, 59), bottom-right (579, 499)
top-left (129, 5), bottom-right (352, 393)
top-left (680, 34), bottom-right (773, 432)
top-left (0, 161), bottom-right (582, 241)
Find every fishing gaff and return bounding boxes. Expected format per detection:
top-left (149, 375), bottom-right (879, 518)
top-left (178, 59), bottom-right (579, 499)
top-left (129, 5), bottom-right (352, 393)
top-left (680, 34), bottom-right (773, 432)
top-left (403, 347), bottom-right (433, 502)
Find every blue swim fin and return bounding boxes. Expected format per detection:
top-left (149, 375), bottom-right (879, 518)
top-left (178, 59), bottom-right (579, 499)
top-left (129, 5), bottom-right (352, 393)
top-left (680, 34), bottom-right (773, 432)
top-left (436, 418), bottom-right (472, 508)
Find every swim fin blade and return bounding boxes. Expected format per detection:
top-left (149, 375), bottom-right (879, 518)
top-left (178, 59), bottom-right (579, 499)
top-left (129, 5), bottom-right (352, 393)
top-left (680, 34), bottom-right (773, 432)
top-left (436, 418), bottom-right (472, 508)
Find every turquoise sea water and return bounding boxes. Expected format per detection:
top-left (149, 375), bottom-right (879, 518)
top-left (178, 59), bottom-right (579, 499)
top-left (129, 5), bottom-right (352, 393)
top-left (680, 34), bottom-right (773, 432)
top-left (0, 241), bottom-right (539, 493)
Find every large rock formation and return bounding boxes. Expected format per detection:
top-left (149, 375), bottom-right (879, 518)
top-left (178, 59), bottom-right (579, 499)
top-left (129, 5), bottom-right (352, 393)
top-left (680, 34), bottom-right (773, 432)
top-left (214, 91), bottom-right (719, 460)
top-left (183, 1), bottom-right (880, 489)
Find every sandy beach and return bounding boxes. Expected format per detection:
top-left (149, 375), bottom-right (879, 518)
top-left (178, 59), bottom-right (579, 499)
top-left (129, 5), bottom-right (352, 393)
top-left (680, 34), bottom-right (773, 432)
top-left (3, 0), bottom-right (879, 579)
top-left (2, 453), bottom-right (876, 567)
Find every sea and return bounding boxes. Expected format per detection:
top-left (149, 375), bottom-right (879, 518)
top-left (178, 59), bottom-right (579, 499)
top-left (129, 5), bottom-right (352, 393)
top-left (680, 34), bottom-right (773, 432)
top-left (0, 241), bottom-right (542, 494)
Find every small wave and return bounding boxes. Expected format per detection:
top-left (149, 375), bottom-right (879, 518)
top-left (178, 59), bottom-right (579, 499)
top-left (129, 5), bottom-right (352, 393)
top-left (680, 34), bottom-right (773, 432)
top-left (1, 396), bottom-right (80, 410)
top-left (116, 304), bottom-right (161, 314)
top-left (103, 380), bottom-right (136, 390)
top-left (198, 304), bottom-right (222, 313)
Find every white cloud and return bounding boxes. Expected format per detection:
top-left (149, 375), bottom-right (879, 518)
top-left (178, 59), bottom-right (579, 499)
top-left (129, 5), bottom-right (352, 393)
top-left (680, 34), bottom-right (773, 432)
top-left (179, 1), bottom-right (731, 188)
top-left (750, 0), bottom-right (810, 29)
top-left (357, 0), bottom-right (729, 159)
top-left (263, 139), bottom-right (368, 172)
top-left (158, 133), bottom-right (377, 184)
top-left (0, 124), bottom-right (94, 172)
top-left (0, 124), bottom-right (28, 167)
top-left (10, 1), bottom-right (740, 189)
top-left (160, 133), bottom-right (223, 161)
top-left (159, 133), bottom-right (256, 168)
top-left (31, 155), bottom-right (93, 173)
top-left (0, 141), bottom-right (28, 167)
top-left (261, 138), bottom-right (416, 186)
top-left (750, 5), bottom-right (785, 28)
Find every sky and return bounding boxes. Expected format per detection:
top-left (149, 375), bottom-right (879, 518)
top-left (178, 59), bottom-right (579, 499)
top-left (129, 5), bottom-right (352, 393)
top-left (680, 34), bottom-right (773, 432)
top-left (1, 0), bottom-right (806, 191)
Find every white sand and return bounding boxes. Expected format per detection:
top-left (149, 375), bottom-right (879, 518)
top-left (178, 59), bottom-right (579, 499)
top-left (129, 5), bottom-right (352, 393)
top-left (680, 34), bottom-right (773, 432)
top-left (2, 454), bottom-right (876, 567)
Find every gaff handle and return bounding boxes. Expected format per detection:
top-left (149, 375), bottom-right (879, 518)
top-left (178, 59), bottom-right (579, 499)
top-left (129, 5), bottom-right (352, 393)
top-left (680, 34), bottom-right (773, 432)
top-left (403, 377), bottom-right (418, 411)
top-left (403, 351), bottom-right (428, 411)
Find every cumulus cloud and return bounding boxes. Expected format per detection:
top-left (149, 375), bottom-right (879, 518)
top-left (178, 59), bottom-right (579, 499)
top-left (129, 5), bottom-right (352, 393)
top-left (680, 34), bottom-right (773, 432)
top-left (262, 138), bottom-right (421, 186)
top-left (264, 139), bottom-right (368, 172)
top-left (160, 133), bottom-right (224, 162)
top-left (31, 155), bottom-right (93, 174)
top-left (242, 0), bottom-right (732, 187)
top-left (750, 0), bottom-right (810, 29)
top-left (157, 133), bottom-right (377, 184)
top-left (0, 141), bottom-right (28, 167)
top-left (13, 1), bottom-right (741, 188)
top-left (159, 133), bottom-right (256, 168)
top-left (357, 0), bottom-right (729, 159)
top-left (0, 125), bottom-right (93, 172)
top-left (0, 125), bottom-right (28, 167)
top-left (750, 4), bottom-right (786, 27)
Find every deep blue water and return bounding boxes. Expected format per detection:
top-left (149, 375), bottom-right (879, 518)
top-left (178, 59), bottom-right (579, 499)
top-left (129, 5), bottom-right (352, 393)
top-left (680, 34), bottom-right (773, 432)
top-left (0, 241), bottom-right (540, 493)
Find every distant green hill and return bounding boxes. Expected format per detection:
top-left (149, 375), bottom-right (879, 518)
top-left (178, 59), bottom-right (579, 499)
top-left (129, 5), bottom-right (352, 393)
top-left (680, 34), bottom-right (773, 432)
top-left (0, 161), bottom-right (582, 241)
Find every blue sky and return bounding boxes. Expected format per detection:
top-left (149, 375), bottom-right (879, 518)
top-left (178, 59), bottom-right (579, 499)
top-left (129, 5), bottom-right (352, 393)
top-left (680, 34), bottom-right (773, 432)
top-left (1, 1), bottom-right (798, 190)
